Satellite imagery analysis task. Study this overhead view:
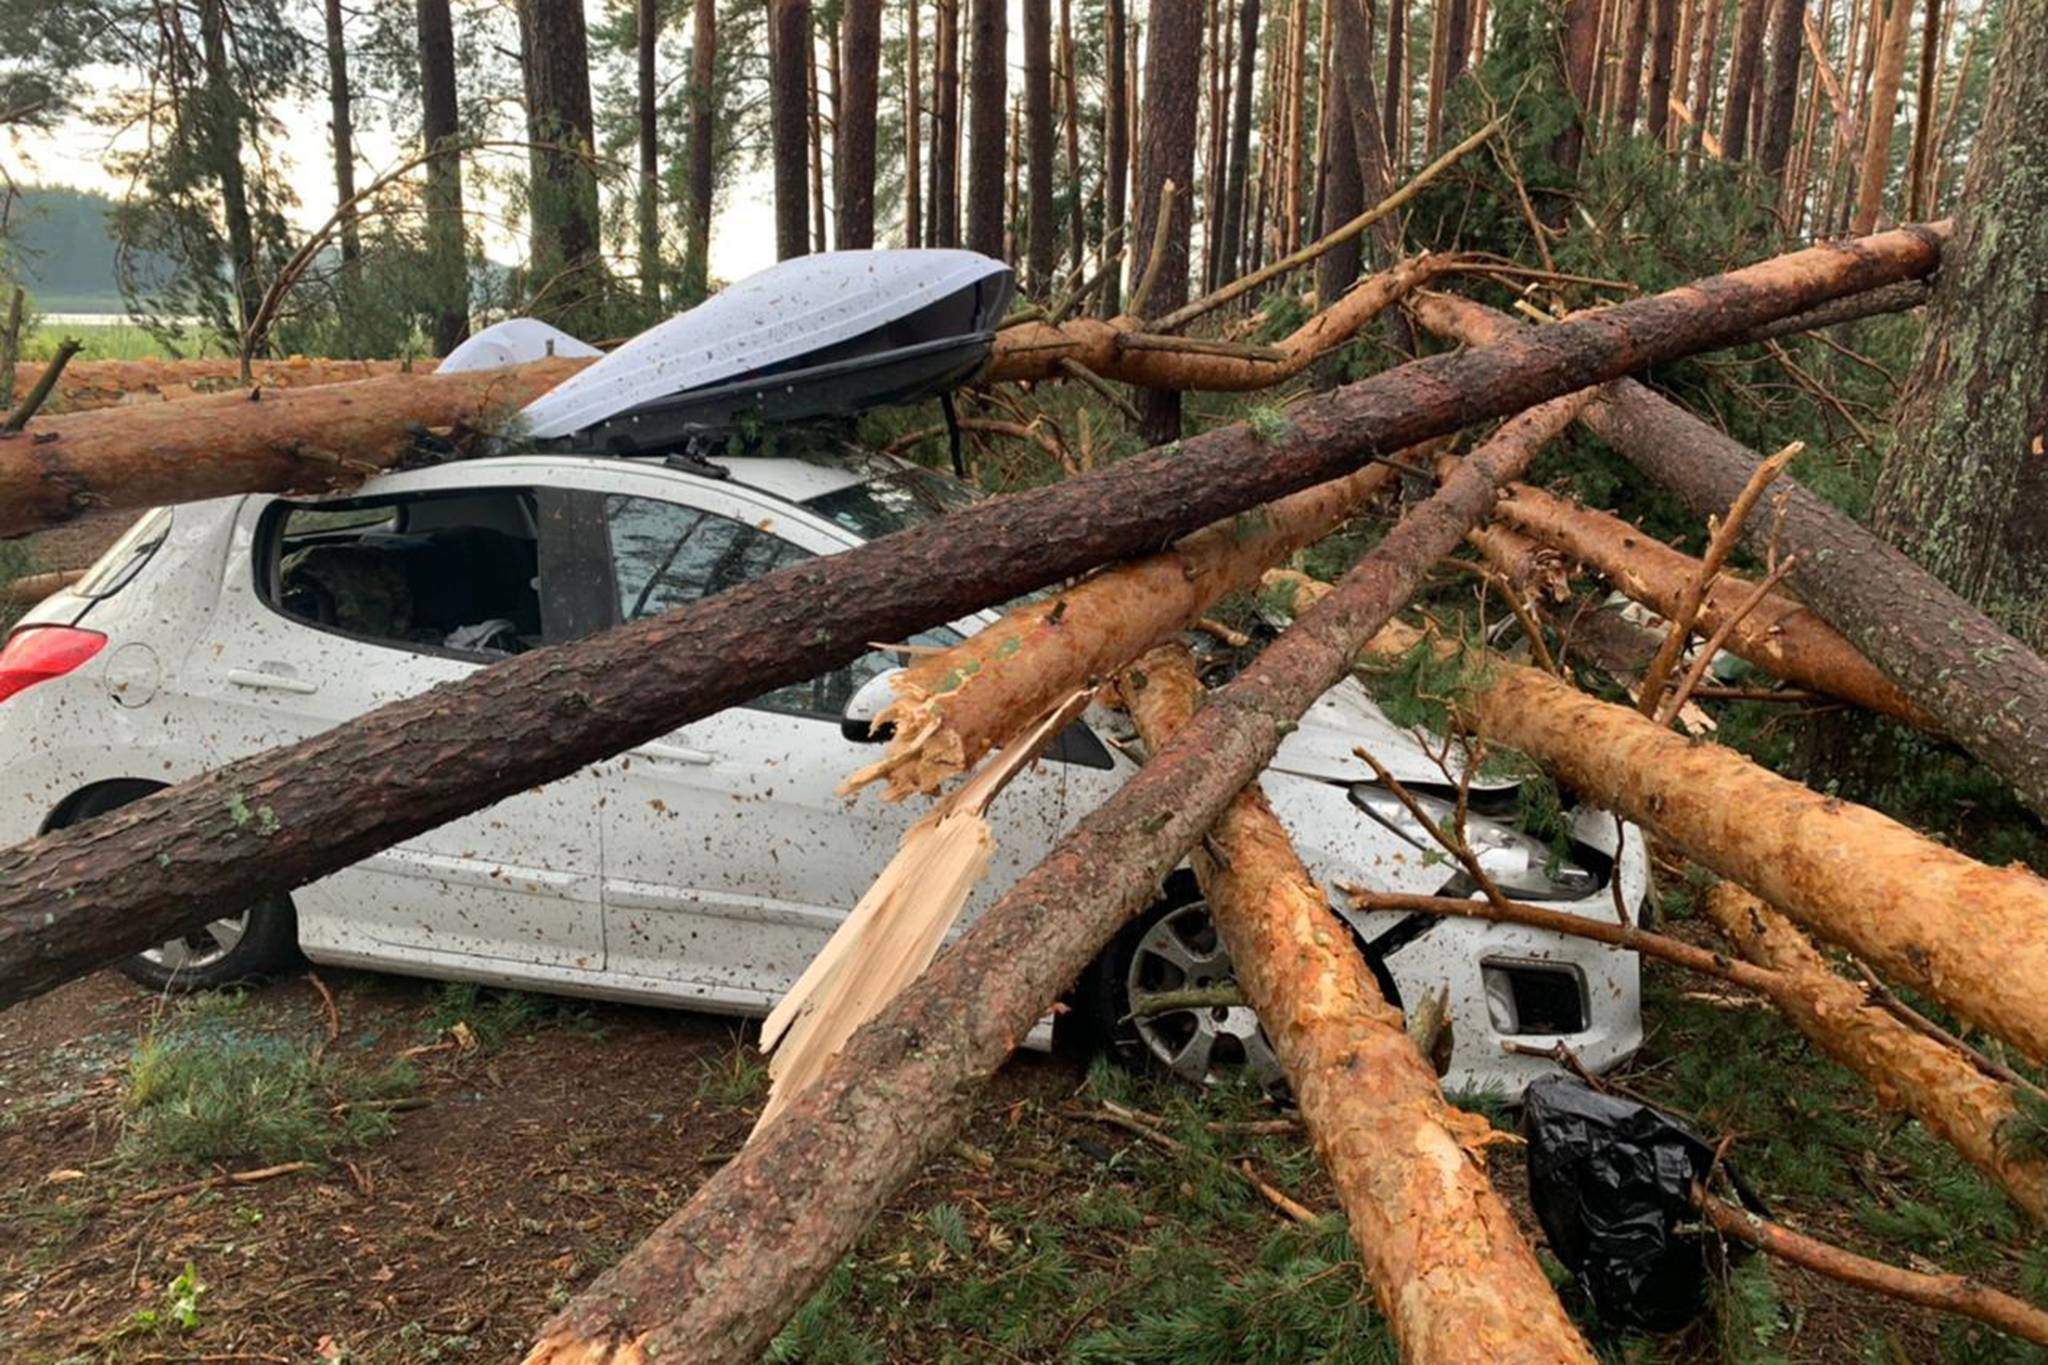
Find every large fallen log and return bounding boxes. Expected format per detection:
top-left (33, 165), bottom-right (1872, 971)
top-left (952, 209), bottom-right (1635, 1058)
top-left (845, 456), bottom-right (1406, 800)
top-left (1488, 479), bottom-right (1933, 727)
top-left (1702, 883), bottom-right (2047, 1222)
top-left (0, 569), bottom-right (83, 607)
top-left (0, 227), bottom-right (1946, 1014)
top-left (1118, 642), bottom-right (1595, 1362)
top-left (7, 356), bottom-right (425, 415)
top-left (1409, 284), bottom-right (2048, 823)
top-left (518, 312), bottom-right (1612, 1363)
top-left (0, 360), bottom-right (586, 540)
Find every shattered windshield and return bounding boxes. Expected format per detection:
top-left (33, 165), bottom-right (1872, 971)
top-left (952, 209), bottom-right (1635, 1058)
top-left (803, 462), bottom-right (980, 540)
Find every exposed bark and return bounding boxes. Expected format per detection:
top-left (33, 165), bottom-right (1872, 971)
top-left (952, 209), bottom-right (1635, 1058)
top-left (1645, 0), bottom-right (1680, 140)
top-left (322, 0), bottom-right (360, 269)
top-left (0, 230), bottom-right (1947, 999)
top-left (771, 0), bottom-right (813, 259)
top-left (417, 0), bottom-right (468, 353)
top-left (1462, 660), bottom-right (2048, 1063)
top-left (1759, 0), bottom-right (1809, 177)
top-left (517, 282), bottom-right (1618, 1365)
top-left (1023, 0), bottom-right (1057, 289)
top-left (1702, 884), bottom-right (2048, 1223)
top-left (636, 0), bottom-right (660, 304)
top-left (1720, 0), bottom-right (1772, 158)
top-left (1406, 270), bottom-right (2048, 830)
top-left (1118, 644), bottom-right (1597, 1363)
top-left (0, 358), bottom-right (435, 415)
top-left (1488, 479), bottom-right (1934, 726)
top-left (681, 0), bottom-right (717, 301)
top-left (963, 0), bottom-right (1007, 257)
top-left (517, 0), bottom-right (605, 331)
top-left (847, 459), bottom-right (1404, 801)
top-left (838, 0), bottom-right (883, 248)
top-left (1851, 0), bottom-right (1913, 232)
top-left (1870, 0), bottom-right (2048, 650)
top-left (1103, 0), bottom-right (1130, 311)
top-left (0, 570), bottom-right (82, 606)
top-left (1129, 0), bottom-right (1203, 439)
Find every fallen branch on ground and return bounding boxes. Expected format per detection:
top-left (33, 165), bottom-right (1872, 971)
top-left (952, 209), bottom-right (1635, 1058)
top-left (130, 1161), bottom-right (315, 1205)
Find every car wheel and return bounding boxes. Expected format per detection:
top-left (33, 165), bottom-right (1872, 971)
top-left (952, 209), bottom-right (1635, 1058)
top-left (47, 781), bottom-right (303, 993)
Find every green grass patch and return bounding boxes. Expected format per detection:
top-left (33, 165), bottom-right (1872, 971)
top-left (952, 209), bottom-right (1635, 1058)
top-left (121, 992), bottom-right (418, 1170)
top-left (423, 981), bottom-right (601, 1052)
top-left (22, 318), bottom-right (188, 361)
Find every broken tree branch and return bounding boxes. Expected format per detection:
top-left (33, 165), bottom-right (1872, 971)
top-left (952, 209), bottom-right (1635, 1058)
top-left (2, 339), bottom-right (81, 433)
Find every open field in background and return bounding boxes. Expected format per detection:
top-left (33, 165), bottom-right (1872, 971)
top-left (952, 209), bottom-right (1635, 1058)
top-left (21, 319), bottom-right (187, 363)
top-left (1, 925), bottom-right (2040, 1364)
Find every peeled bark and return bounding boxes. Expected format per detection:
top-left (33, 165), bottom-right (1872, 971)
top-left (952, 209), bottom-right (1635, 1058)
top-left (0, 569), bottom-right (82, 606)
top-left (846, 459), bottom-right (1403, 800)
top-left (1703, 884), bottom-right (2048, 1222)
top-left (5, 358), bottom-right (422, 414)
top-left (1406, 274), bottom-right (2048, 828)
top-left (1463, 661), bottom-right (2048, 1064)
top-left (1119, 644), bottom-right (1596, 1363)
top-left (1488, 479), bottom-right (1934, 726)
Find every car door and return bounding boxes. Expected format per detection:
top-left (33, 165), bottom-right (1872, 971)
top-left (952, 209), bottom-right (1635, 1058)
top-left (188, 470), bottom-right (607, 972)
top-left (583, 476), bottom-right (1123, 1005)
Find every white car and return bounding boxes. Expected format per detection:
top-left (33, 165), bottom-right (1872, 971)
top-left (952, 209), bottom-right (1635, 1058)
top-left (0, 252), bottom-right (1643, 1096)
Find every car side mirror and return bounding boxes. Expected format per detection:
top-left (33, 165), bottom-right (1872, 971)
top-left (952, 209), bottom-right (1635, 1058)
top-left (842, 668), bottom-right (902, 743)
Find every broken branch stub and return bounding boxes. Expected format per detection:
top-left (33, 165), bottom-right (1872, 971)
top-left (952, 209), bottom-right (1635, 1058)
top-left (1118, 643), bottom-right (1596, 1363)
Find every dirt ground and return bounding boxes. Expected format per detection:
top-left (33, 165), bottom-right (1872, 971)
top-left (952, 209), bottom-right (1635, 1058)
top-left (4, 954), bottom-right (2030, 1364)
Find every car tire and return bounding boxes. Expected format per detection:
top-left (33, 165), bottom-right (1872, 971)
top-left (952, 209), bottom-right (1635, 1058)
top-left (47, 781), bottom-right (304, 994)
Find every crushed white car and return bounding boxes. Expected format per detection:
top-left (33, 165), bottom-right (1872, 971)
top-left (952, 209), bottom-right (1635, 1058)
top-left (0, 250), bottom-right (1642, 1096)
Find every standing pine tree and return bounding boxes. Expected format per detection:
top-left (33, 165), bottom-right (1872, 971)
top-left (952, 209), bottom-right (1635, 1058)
top-left (517, 0), bottom-right (606, 331)
top-left (1129, 0), bottom-right (1201, 442)
top-left (963, 0), bottom-right (1007, 257)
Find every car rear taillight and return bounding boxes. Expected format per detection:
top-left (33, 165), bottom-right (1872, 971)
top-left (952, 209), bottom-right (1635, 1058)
top-left (0, 627), bottom-right (107, 705)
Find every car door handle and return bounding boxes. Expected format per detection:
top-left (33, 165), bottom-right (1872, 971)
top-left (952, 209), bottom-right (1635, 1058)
top-left (641, 742), bottom-right (716, 766)
top-left (227, 667), bottom-right (319, 695)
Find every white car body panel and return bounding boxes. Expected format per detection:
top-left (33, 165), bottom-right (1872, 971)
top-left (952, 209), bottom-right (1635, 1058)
top-left (0, 453), bottom-right (1643, 1094)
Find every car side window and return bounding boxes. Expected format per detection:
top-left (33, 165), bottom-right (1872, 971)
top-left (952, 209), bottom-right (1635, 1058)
top-left (601, 494), bottom-right (961, 720)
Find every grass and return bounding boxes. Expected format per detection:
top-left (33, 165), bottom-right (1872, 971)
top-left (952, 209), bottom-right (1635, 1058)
top-left (423, 981), bottom-right (601, 1052)
top-left (121, 991), bottom-right (418, 1170)
top-left (21, 318), bottom-right (186, 362)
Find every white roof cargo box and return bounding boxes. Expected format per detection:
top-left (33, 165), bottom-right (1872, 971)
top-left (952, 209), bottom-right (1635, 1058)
top-left (520, 249), bottom-right (1014, 449)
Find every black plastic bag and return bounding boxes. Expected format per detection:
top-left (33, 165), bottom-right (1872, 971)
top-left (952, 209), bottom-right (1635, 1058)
top-left (1522, 1076), bottom-right (1763, 1331)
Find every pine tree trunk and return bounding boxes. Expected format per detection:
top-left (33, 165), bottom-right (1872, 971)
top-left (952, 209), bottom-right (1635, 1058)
top-left (636, 0), bottom-right (660, 305)
top-left (1130, 0), bottom-right (1203, 441)
top-left (1384, 0), bottom-right (1407, 170)
top-left (1615, 0), bottom-right (1653, 133)
top-left (770, 0), bottom-right (812, 258)
top-left (199, 0), bottom-right (260, 342)
top-left (1666, 0), bottom-right (1696, 147)
top-left (963, 0), bottom-right (1007, 257)
top-left (1903, 0), bottom-right (1940, 217)
top-left (931, 0), bottom-right (959, 246)
top-left (1851, 0), bottom-right (1911, 231)
top-left (1443, 0), bottom-right (1474, 85)
top-left (517, 0), bottom-right (605, 332)
top-left (1316, 80), bottom-right (1362, 364)
top-left (1023, 0), bottom-right (1057, 289)
top-left (681, 0), bottom-right (716, 299)
top-left (1720, 0), bottom-right (1771, 157)
top-left (1554, 0), bottom-right (1603, 187)
top-left (1103, 0), bottom-right (1129, 309)
top-left (1758, 0), bottom-right (1807, 178)
top-left (808, 30), bottom-right (829, 250)
top-left (322, 0), bottom-right (360, 270)
top-left (1870, 0), bottom-right (2048, 651)
top-left (1686, 0), bottom-right (1724, 156)
top-left (416, 0), bottom-right (468, 354)
top-left (905, 0), bottom-right (923, 247)
top-left (1282, 0), bottom-right (1310, 250)
top-left (838, 0), bottom-right (883, 247)
top-left (1060, 0), bottom-right (1085, 273)
top-left (1215, 0), bottom-right (1258, 286)
top-left (1644, 0), bottom-right (1678, 142)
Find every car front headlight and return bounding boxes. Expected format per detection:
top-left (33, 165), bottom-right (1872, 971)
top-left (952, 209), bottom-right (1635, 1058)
top-left (1348, 784), bottom-right (1602, 901)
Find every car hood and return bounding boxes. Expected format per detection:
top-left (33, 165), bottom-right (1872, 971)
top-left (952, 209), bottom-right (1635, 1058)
top-left (1270, 676), bottom-right (1514, 790)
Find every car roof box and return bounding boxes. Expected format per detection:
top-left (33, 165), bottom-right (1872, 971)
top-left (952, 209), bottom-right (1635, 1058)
top-left (520, 250), bottom-right (1013, 451)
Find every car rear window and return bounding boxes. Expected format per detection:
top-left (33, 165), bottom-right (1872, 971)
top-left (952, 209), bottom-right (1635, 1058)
top-left (72, 506), bottom-right (174, 599)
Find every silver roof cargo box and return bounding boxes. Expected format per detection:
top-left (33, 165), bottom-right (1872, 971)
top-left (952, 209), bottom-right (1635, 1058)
top-left (520, 250), bottom-right (1013, 452)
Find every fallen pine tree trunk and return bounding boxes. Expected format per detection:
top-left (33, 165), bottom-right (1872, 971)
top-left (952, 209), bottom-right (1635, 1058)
top-left (1408, 284), bottom-right (2048, 824)
top-left (0, 569), bottom-right (83, 606)
top-left (1488, 479), bottom-right (1933, 727)
top-left (845, 455), bottom-right (1408, 800)
top-left (6, 356), bottom-right (426, 415)
top-left (0, 227), bottom-right (1947, 1014)
top-left (1701, 883), bottom-right (2048, 1222)
top-left (518, 318), bottom-right (1617, 1364)
top-left (1118, 642), bottom-right (1596, 1362)
top-left (0, 359), bottom-right (587, 540)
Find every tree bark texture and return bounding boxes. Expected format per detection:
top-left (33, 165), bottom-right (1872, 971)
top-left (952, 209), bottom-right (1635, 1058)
top-left (1118, 645), bottom-right (1598, 1363)
top-left (905, 0), bottom-right (922, 248)
top-left (0, 230), bottom-right (1947, 1003)
top-left (637, 0), bottom-right (661, 303)
top-left (1720, 0), bottom-right (1772, 158)
top-left (1758, 0), bottom-right (1808, 177)
top-left (1554, 0), bottom-right (1604, 186)
top-left (1870, 0), bottom-right (2048, 651)
top-left (1851, 0), bottom-right (1913, 232)
top-left (1130, 0), bottom-right (1204, 441)
top-left (323, 0), bottom-right (360, 268)
top-left (417, 0), bottom-right (469, 354)
top-left (1405, 269), bottom-right (2048, 830)
top-left (199, 0), bottom-right (260, 340)
top-left (1615, 0), bottom-right (1654, 132)
top-left (1023, 0), bottom-right (1057, 289)
top-left (838, 0), bottom-right (884, 248)
top-left (1215, 0), bottom-right (1259, 287)
top-left (964, 0), bottom-right (1007, 257)
top-left (1464, 661), bottom-right (2048, 1064)
top-left (1702, 884), bottom-right (2047, 1222)
top-left (681, 0), bottom-right (717, 300)
top-left (518, 313), bottom-right (1607, 1365)
top-left (1645, 0), bottom-right (1680, 141)
top-left (849, 459), bottom-right (1404, 801)
top-left (517, 0), bottom-right (605, 331)
top-left (931, 0), bottom-right (961, 246)
top-left (771, 0), bottom-right (813, 259)
top-left (1317, 79), bottom-right (1366, 317)
top-left (1487, 478), bottom-right (1934, 726)
top-left (1103, 0), bottom-right (1131, 311)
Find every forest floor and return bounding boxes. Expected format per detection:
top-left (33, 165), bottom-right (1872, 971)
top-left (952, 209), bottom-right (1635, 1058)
top-left (2, 938), bottom-right (2038, 1365)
